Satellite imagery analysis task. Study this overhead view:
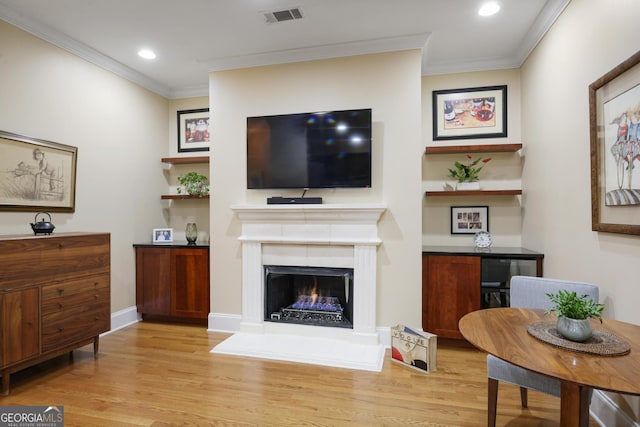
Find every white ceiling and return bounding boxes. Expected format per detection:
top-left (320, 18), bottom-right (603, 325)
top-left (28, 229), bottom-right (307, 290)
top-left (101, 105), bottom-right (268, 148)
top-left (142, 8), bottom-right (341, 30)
top-left (0, 0), bottom-right (569, 99)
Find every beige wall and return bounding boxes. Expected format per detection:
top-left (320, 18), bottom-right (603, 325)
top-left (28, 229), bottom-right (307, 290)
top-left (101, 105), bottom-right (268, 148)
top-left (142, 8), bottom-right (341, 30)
top-left (0, 20), bottom-right (169, 313)
top-left (165, 97), bottom-right (210, 242)
top-left (521, 0), bottom-right (640, 420)
top-left (422, 69), bottom-right (524, 246)
top-left (209, 50), bottom-right (424, 328)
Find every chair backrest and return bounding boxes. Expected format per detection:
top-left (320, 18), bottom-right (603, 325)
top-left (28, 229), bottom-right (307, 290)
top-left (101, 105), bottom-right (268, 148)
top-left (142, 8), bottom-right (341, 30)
top-left (510, 276), bottom-right (599, 310)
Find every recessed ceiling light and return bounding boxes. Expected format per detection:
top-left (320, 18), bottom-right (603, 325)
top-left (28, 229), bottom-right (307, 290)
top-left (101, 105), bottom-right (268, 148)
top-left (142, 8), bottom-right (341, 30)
top-left (478, 2), bottom-right (500, 17)
top-left (138, 49), bottom-right (156, 60)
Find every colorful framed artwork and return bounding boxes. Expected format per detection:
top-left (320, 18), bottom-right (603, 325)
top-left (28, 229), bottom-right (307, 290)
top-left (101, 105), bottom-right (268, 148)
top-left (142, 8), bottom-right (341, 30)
top-left (590, 50), bottom-right (640, 235)
top-left (433, 85), bottom-right (507, 140)
top-left (451, 205), bottom-right (489, 234)
top-left (178, 108), bottom-right (210, 152)
top-left (0, 130), bottom-right (77, 212)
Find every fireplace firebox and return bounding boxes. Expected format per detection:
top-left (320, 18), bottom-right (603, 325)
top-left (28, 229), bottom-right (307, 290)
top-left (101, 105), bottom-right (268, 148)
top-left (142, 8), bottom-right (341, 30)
top-left (264, 265), bottom-right (354, 328)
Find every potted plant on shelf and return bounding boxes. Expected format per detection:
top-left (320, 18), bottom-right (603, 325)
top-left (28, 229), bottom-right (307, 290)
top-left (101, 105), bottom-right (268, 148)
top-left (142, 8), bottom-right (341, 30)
top-left (448, 155), bottom-right (491, 190)
top-left (545, 290), bottom-right (604, 342)
top-left (177, 172), bottom-right (209, 198)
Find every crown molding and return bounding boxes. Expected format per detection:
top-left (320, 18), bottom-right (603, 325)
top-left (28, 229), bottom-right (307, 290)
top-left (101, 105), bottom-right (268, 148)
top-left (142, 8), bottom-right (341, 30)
top-left (513, 0), bottom-right (570, 65)
top-left (0, 4), bottom-right (173, 98)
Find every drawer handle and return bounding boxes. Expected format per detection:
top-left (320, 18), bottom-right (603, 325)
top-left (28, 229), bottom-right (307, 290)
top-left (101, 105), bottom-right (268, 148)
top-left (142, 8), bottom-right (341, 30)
top-left (58, 303), bottom-right (63, 309)
top-left (58, 327), bottom-right (64, 332)
top-left (57, 288), bottom-right (64, 295)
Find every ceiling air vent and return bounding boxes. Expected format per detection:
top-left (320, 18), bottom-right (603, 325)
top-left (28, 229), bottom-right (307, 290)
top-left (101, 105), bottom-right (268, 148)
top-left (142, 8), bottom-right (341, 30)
top-left (263, 7), bottom-right (304, 24)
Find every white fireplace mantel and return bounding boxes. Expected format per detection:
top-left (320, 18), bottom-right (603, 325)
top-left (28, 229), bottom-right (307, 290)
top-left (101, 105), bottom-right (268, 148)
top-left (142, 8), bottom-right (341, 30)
top-left (212, 203), bottom-right (387, 372)
top-left (231, 203), bottom-right (386, 246)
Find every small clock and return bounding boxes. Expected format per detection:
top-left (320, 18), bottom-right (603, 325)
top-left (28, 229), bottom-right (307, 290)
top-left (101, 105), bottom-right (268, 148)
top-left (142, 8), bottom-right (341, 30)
top-left (474, 231), bottom-right (492, 249)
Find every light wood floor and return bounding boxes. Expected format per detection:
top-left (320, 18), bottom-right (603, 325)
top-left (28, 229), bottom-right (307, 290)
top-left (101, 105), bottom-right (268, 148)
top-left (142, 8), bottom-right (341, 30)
top-left (2, 321), bottom-right (598, 426)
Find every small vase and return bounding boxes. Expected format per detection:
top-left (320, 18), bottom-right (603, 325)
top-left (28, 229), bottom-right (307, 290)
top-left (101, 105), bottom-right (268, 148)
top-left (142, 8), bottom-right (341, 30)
top-left (556, 316), bottom-right (592, 342)
top-left (186, 223), bottom-right (198, 244)
top-left (455, 181), bottom-right (480, 191)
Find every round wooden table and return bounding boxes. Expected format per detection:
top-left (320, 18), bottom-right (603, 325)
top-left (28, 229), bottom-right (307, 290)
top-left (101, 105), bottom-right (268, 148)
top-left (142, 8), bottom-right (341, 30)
top-left (459, 307), bottom-right (640, 427)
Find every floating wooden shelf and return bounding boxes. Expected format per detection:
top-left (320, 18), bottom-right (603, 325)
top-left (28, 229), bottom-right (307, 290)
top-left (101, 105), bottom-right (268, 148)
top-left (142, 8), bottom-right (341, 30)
top-left (424, 144), bottom-right (522, 155)
top-left (161, 195), bottom-right (210, 200)
top-left (161, 156), bottom-right (209, 164)
top-left (425, 190), bottom-right (522, 197)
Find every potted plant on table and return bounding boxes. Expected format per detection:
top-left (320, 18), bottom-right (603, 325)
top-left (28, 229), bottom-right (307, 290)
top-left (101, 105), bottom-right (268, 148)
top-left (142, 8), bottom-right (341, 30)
top-left (448, 155), bottom-right (491, 190)
top-left (545, 290), bottom-right (604, 342)
top-left (177, 172), bottom-right (209, 198)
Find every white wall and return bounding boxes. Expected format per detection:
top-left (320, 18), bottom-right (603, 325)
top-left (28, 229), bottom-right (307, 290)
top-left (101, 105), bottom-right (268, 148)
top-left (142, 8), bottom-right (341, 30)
top-left (0, 20), bottom-right (169, 312)
top-left (209, 50), bottom-right (424, 328)
top-left (521, 0), bottom-right (640, 421)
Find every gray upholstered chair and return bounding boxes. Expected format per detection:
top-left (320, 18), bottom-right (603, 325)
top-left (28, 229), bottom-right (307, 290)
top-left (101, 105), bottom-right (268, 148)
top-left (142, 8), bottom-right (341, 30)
top-left (487, 275), bottom-right (599, 426)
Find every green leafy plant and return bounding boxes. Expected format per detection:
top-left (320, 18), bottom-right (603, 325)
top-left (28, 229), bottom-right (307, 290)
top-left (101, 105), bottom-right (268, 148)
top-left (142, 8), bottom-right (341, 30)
top-left (545, 290), bottom-right (604, 323)
top-left (448, 155), bottom-right (491, 183)
top-left (177, 172), bottom-right (209, 197)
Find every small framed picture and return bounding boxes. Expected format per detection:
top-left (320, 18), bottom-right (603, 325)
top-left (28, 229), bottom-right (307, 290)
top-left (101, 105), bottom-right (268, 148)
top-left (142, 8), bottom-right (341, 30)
top-left (177, 108), bottom-right (210, 152)
top-left (451, 206), bottom-right (489, 234)
top-left (153, 228), bottom-right (173, 243)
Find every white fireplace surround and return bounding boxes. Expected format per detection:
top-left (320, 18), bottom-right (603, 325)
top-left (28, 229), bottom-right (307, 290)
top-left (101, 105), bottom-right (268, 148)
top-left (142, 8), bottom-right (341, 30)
top-left (211, 203), bottom-right (386, 371)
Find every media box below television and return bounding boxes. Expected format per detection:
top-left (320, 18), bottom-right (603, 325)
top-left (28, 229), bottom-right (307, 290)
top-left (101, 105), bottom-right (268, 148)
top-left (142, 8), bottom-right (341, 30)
top-left (267, 196), bottom-right (323, 205)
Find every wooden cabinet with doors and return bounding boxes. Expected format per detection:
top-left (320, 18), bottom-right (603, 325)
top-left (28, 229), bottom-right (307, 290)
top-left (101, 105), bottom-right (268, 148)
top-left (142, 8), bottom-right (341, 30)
top-left (0, 232), bottom-right (111, 395)
top-left (134, 243), bottom-right (210, 321)
top-left (422, 246), bottom-right (543, 340)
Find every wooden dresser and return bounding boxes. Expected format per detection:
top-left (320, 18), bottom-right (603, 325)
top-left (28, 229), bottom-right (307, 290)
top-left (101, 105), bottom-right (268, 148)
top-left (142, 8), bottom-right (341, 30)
top-left (0, 232), bottom-right (110, 395)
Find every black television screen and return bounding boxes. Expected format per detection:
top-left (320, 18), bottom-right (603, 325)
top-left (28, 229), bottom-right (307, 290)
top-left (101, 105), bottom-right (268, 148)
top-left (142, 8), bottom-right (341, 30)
top-left (247, 108), bottom-right (372, 189)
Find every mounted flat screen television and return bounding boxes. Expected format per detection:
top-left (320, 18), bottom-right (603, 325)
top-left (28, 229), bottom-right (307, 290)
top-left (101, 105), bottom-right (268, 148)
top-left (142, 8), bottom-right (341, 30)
top-left (246, 108), bottom-right (372, 189)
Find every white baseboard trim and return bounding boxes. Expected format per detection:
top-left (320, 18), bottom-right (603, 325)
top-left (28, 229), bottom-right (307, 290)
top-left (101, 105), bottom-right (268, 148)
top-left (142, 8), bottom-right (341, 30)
top-left (208, 312), bottom-right (242, 333)
top-left (105, 306), bottom-right (140, 335)
top-left (590, 390), bottom-right (640, 427)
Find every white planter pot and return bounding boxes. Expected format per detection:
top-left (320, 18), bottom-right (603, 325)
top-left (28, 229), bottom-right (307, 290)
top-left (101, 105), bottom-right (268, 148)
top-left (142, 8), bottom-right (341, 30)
top-left (556, 316), bottom-right (592, 342)
top-left (455, 181), bottom-right (480, 190)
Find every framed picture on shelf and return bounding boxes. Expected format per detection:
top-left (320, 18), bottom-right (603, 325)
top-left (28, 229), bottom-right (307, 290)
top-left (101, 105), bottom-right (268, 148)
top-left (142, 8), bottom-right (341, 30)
top-left (433, 85), bottom-right (507, 140)
top-left (590, 51), bottom-right (640, 235)
top-left (0, 130), bottom-right (77, 212)
top-left (178, 108), bottom-right (210, 152)
top-left (451, 206), bottom-right (489, 234)
top-left (153, 228), bottom-right (174, 243)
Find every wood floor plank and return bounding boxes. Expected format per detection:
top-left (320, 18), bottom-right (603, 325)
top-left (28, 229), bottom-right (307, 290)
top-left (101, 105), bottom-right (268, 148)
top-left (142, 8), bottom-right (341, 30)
top-left (0, 321), bottom-right (597, 426)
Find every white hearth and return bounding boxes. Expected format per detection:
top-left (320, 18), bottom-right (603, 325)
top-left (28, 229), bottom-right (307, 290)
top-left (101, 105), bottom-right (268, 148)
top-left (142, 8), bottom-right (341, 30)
top-left (211, 203), bottom-right (386, 371)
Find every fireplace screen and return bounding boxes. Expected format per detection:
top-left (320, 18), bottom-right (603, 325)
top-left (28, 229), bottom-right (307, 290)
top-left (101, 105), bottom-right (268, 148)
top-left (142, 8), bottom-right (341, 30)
top-left (264, 265), bottom-right (354, 328)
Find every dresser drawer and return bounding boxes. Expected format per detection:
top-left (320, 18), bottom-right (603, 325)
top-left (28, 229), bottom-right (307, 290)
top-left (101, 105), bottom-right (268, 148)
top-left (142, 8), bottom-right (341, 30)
top-left (41, 273), bottom-right (110, 351)
top-left (41, 307), bottom-right (110, 352)
top-left (42, 274), bottom-right (109, 315)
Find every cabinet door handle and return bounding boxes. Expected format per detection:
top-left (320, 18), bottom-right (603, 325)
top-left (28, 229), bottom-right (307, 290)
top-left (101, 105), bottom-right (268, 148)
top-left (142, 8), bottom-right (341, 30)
top-left (58, 303), bottom-right (63, 309)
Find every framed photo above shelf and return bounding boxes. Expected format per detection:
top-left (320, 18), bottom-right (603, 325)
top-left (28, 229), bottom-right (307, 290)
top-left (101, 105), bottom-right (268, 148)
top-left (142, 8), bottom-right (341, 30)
top-left (178, 108), bottom-right (210, 153)
top-left (433, 85), bottom-right (507, 141)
